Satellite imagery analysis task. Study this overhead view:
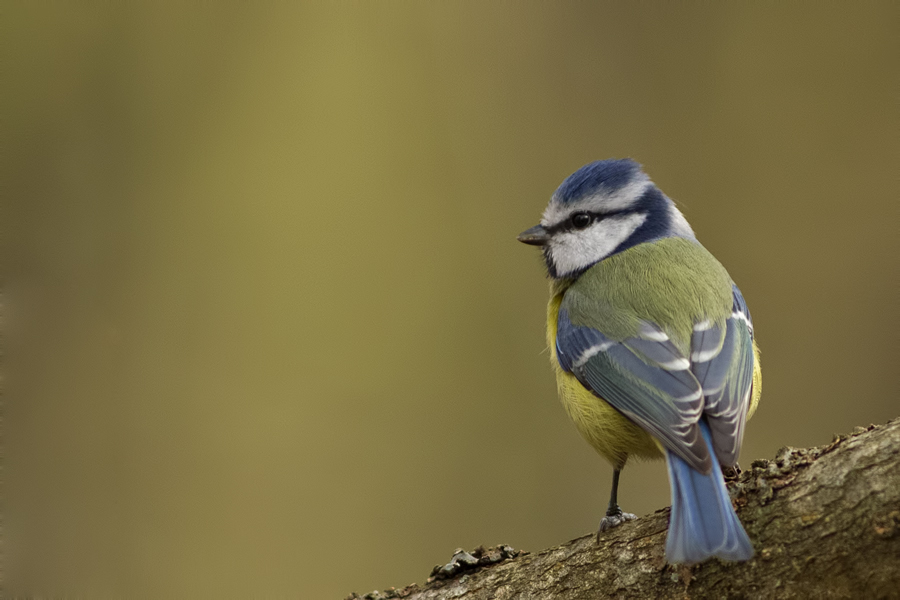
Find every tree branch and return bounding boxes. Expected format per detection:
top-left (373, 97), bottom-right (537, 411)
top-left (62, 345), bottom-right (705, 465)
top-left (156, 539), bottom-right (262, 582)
top-left (348, 418), bottom-right (900, 600)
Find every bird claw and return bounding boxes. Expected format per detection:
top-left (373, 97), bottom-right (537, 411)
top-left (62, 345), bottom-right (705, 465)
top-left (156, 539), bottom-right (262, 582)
top-left (597, 510), bottom-right (637, 540)
top-left (722, 463), bottom-right (742, 480)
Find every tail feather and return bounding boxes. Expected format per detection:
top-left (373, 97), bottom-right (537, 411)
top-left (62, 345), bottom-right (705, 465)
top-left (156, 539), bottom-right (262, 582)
top-left (665, 421), bottom-right (753, 563)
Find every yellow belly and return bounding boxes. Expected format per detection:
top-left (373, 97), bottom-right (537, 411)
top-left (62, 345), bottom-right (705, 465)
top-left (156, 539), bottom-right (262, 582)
top-left (555, 368), bottom-right (663, 468)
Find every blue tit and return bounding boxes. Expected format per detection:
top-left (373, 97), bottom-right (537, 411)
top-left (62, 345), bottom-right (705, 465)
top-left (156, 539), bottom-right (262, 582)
top-left (518, 159), bottom-right (761, 564)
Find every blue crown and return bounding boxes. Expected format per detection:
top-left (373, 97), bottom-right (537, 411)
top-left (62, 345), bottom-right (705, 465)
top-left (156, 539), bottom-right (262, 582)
top-left (554, 159), bottom-right (642, 204)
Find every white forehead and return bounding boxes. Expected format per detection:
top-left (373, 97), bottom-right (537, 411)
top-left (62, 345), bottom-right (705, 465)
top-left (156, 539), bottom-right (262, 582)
top-left (541, 173), bottom-right (651, 227)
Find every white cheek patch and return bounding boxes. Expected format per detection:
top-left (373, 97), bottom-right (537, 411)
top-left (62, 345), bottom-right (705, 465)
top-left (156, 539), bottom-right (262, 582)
top-left (541, 177), bottom-right (651, 228)
top-left (549, 212), bottom-right (648, 276)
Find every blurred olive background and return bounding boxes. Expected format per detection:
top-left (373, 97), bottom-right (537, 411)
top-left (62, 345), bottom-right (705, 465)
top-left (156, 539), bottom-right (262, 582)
top-left (5, 3), bottom-right (898, 598)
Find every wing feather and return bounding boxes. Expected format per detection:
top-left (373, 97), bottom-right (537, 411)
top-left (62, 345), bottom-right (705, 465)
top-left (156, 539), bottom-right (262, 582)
top-left (556, 284), bottom-right (756, 473)
top-left (558, 308), bottom-right (711, 473)
top-left (702, 288), bottom-right (755, 465)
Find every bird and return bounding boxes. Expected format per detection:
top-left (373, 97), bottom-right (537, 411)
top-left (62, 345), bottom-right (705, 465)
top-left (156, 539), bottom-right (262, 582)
top-left (517, 158), bottom-right (761, 564)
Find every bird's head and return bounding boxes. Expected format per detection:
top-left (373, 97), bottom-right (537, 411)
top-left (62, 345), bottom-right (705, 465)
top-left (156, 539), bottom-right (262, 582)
top-left (518, 159), bottom-right (695, 279)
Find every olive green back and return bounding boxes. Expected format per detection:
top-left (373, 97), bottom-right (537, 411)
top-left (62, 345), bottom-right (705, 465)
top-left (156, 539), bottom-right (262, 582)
top-left (562, 237), bottom-right (734, 355)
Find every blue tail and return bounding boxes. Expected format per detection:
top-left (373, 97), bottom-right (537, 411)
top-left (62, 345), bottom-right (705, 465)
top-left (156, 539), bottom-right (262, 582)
top-left (665, 421), bottom-right (754, 563)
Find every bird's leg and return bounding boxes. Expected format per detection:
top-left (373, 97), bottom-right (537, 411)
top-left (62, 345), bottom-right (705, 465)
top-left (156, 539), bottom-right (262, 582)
top-left (596, 468), bottom-right (637, 541)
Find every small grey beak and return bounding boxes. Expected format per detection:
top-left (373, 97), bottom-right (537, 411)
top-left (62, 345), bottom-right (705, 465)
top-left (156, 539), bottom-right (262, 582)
top-left (517, 224), bottom-right (550, 246)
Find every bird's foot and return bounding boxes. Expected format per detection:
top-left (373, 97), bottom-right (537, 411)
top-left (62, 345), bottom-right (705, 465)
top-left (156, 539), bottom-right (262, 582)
top-left (722, 463), bottom-right (742, 480)
top-left (596, 507), bottom-right (637, 541)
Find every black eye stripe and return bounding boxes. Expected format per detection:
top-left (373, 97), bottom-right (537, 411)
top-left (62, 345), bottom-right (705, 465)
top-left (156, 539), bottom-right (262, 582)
top-left (544, 209), bottom-right (627, 235)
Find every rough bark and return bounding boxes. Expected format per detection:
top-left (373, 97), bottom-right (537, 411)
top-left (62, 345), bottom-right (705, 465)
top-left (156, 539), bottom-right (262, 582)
top-left (348, 419), bottom-right (900, 600)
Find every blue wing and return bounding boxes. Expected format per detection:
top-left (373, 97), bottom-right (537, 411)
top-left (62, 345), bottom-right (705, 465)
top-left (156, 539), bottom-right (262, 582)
top-left (557, 308), bottom-right (710, 472)
top-left (699, 285), bottom-right (754, 465)
top-left (556, 285), bottom-right (755, 472)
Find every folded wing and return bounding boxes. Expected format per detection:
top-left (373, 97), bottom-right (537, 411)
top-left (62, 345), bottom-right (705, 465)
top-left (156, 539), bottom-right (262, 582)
top-left (556, 285), bottom-right (755, 473)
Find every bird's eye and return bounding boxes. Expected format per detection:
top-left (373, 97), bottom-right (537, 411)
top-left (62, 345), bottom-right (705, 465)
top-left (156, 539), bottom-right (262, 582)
top-left (571, 212), bottom-right (592, 229)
